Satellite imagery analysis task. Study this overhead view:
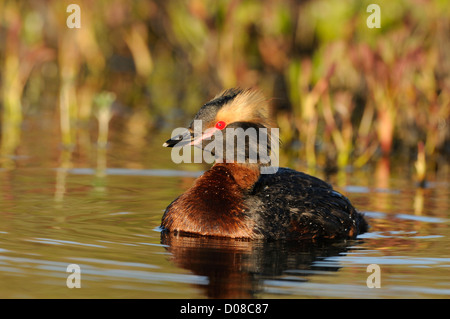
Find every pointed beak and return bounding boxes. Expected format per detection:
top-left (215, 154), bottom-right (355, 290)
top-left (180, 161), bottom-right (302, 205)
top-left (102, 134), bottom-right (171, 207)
top-left (163, 127), bottom-right (220, 148)
top-left (163, 130), bottom-right (193, 148)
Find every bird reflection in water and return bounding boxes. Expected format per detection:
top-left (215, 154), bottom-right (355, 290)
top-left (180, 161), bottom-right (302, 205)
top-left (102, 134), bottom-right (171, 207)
top-left (161, 232), bottom-right (361, 298)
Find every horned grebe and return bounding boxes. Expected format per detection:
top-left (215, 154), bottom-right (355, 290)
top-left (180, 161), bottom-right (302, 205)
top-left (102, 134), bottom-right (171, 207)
top-left (161, 88), bottom-right (368, 240)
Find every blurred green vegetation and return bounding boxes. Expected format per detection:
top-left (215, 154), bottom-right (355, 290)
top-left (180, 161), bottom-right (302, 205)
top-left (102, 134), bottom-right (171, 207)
top-left (0, 0), bottom-right (449, 178)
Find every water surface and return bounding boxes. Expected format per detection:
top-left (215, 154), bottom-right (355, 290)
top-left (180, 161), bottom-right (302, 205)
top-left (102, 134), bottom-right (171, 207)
top-left (0, 117), bottom-right (449, 298)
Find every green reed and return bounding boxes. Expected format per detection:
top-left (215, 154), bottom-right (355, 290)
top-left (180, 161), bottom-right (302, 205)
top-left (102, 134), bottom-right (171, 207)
top-left (0, 0), bottom-right (448, 180)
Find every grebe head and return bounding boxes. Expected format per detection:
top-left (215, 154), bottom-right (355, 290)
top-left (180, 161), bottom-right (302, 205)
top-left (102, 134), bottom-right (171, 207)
top-left (163, 88), bottom-right (276, 165)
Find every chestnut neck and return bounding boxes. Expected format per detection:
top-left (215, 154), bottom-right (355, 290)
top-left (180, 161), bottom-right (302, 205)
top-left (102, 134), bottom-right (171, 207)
top-left (212, 162), bottom-right (261, 191)
top-left (161, 161), bottom-right (260, 238)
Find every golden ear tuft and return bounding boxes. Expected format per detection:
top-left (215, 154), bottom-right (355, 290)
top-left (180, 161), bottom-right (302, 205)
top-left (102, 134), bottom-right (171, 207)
top-left (216, 88), bottom-right (273, 128)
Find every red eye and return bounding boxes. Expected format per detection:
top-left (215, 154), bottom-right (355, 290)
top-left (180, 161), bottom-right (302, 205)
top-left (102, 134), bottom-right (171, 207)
top-left (215, 121), bottom-right (226, 130)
